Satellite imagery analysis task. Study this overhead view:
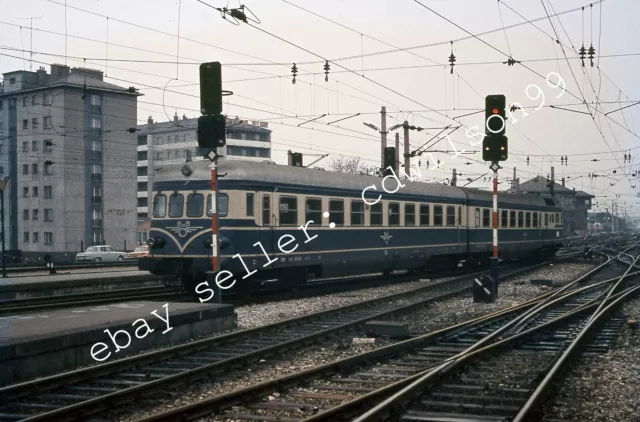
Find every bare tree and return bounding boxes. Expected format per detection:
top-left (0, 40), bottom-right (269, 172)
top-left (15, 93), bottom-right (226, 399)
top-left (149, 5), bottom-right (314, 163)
top-left (329, 155), bottom-right (371, 174)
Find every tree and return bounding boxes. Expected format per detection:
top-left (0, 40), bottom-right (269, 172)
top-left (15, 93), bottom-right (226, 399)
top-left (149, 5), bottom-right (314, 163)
top-left (329, 155), bottom-right (375, 174)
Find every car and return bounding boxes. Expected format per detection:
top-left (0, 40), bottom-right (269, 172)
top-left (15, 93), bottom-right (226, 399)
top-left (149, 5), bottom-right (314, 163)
top-left (76, 245), bottom-right (128, 262)
top-left (127, 245), bottom-right (149, 259)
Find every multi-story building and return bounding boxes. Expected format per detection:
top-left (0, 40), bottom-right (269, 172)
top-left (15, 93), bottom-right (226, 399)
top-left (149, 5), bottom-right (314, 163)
top-left (0, 64), bottom-right (139, 262)
top-left (135, 114), bottom-right (271, 243)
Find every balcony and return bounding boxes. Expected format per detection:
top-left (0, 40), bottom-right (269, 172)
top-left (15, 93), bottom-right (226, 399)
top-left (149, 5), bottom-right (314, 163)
top-left (92, 219), bottom-right (102, 228)
top-left (91, 174), bottom-right (102, 183)
top-left (91, 196), bottom-right (102, 206)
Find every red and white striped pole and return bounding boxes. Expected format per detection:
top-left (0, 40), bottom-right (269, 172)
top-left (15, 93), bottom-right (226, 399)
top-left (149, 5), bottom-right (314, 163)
top-left (210, 164), bottom-right (218, 272)
top-left (491, 166), bottom-right (500, 285)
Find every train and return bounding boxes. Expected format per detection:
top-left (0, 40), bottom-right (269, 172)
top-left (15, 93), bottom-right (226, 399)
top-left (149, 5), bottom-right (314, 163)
top-left (138, 159), bottom-right (564, 294)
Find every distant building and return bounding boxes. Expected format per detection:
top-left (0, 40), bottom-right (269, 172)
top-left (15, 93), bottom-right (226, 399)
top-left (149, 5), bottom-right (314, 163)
top-left (507, 176), bottom-right (594, 236)
top-left (135, 115), bottom-right (272, 239)
top-left (0, 64), bottom-right (139, 261)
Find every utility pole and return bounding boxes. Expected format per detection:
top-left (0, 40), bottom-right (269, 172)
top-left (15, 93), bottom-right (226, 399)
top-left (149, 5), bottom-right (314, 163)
top-left (403, 120), bottom-right (410, 172)
top-left (451, 169), bottom-right (457, 186)
top-left (512, 167), bottom-right (517, 189)
top-left (0, 177), bottom-right (8, 278)
top-left (18, 17), bottom-right (42, 71)
top-left (395, 132), bottom-right (400, 173)
top-left (380, 106), bottom-right (387, 170)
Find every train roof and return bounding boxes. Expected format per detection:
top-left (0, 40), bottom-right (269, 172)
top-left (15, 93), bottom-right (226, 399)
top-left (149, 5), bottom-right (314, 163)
top-left (153, 159), bottom-right (561, 209)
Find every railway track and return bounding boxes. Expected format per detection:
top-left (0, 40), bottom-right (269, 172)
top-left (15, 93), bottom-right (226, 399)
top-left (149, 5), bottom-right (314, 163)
top-left (0, 286), bottom-right (186, 316)
top-left (0, 257), bottom-right (577, 422)
top-left (5, 261), bottom-right (139, 276)
top-left (125, 256), bottom-right (638, 422)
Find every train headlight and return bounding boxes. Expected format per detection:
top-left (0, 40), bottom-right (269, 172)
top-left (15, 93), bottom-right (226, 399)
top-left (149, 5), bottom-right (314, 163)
top-left (146, 238), bottom-right (155, 247)
top-left (146, 237), bottom-right (165, 249)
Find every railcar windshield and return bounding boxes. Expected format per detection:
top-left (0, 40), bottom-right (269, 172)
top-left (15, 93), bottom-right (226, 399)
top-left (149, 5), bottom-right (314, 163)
top-left (168, 193), bottom-right (184, 218)
top-left (152, 194), bottom-right (167, 218)
top-left (186, 193), bottom-right (204, 217)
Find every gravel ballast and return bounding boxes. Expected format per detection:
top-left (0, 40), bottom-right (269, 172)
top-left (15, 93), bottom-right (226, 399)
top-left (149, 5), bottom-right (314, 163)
top-left (111, 262), bottom-right (598, 421)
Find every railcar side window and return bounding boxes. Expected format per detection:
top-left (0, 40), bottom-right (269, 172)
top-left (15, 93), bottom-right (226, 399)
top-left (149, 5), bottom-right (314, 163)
top-left (405, 204), bottom-right (415, 226)
top-left (533, 212), bottom-right (538, 227)
top-left (279, 196), bottom-right (298, 226)
top-left (211, 193), bottom-right (228, 217)
top-left (152, 194), bottom-right (166, 218)
top-left (262, 195), bottom-right (271, 225)
top-left (510, 211), bottom-right (516, 227)
top-left (475, 209), bottom-right (481, 227)
top-left (186, 193), bottom-right (204, 217)
top-left (446, 206), bottom-right (455, 226)
top-left (433, 205), bottom-right (443, 226)
top-left (501, 210), bottom-right (508, 227)
top-left (246, 193), bottom-right (254, 217)
top-left (557, 213), bottom-right (562, 223)
top-left (329, 199), bottom-right (344, 226)
top-left (370, 202), bottom-right (383, 226)
top-left (525, 212), bottom-right (531, 228)
top-left (305, 198), bottom-right (322, 226)
top-left (517, 211), bottom-right (524, 227)
top-left (168, 193), bottom-right (184, 218)
top-left (389, 203), bottom-right (400, 226)
top-left (457, 206), bottom-right (462, 225)
top-left (550, 213), bottom-right (554, 224)
top-left (419, 204), bottom-right (429, 226)
top-left (545, 213), bottom-right (548, 226)
top-left (351, 200), bottom-right (365, 226)
top-left (482, 209), bottom-right (490, 227)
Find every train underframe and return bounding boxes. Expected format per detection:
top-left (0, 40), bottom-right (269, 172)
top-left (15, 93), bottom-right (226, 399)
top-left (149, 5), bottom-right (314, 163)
top-left (139, 244), bottom-right (561, 296)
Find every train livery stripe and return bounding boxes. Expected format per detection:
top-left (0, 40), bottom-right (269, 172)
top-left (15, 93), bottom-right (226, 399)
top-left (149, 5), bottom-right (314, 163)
top-left (210, 165), bottom-right (218, 272)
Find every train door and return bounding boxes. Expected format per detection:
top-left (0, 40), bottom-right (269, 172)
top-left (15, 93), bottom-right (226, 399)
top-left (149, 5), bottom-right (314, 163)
top-left (261, 193), bottom-right (276, 266)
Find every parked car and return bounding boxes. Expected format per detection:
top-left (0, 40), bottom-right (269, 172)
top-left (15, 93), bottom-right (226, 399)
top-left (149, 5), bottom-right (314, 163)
top-left (127, 245), bottom-right (149, 259)
top-left (76, 245), bottom-right (127, 262)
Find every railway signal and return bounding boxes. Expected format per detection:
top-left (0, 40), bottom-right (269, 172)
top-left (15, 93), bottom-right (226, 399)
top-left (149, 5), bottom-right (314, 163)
top-left (383, 146), bottom-right (397, 176)
top-left (483, 94), bottom-right (508, 162)
top-left (198, 62), bottom-right (228, 150)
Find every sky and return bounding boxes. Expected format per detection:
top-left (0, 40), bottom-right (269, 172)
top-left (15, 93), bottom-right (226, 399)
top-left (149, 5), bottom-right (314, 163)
top-left (1, 0), bottom-right (639, 219)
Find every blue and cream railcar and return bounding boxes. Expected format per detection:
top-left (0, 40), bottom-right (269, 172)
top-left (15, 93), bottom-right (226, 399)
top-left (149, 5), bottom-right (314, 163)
top-left (140, 159), bottom-right (563, 290)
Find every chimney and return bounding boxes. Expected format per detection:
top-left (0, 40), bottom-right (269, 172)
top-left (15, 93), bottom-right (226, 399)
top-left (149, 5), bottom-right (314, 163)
top-left (182, 114), bottom-right (187, 120)
top-left (562, 177), bottom-right (565, 187)
top-left (147, 116), bottom-right (154, 125)
top-left (173, 112), bottom-right (179, 123)
top-left (50, 63), bottom-right (70, 80)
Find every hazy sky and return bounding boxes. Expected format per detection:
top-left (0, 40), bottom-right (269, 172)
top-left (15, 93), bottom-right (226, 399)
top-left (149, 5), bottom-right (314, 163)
top-left (1, 0), bottom-right (639, 217)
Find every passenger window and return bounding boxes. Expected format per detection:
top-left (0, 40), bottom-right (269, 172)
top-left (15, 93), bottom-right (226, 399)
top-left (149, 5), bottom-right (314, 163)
top-left (262, 195), bottom-right (271, 225)
top-left (329, 199), bottom-right (344, 226)
top-left (389, 202), bottom-right (400, 226)
top-left (216, 193), bottom-right (228, 217)
top-left (370, 202), bottom-right (383, 226)
top-left (446, 206), bottom-right (455, 226)
top-left (475, 209), bottom-right (481, 227)
top-left (510, 211), bottom-right (516, 227)
top-left (501, 210), bottom-right (508, 228)
top-left (305, 198), bottom-right (322, 226)
top-left (186, 193), bottom-right (204, 217)
top-left (457, 206), bottom-right (462, 225)
top-left (168, 193), bottom-right (184, 218)
top-left (351, 200), bottom-right (365, 226)
top-left (545, 213), bottom-right (548, 226)
top-left (419, 204), bottom-right (429, 226)
top-left (246, 193), bottom-right (254, 217)
top-left (525, 212), bottom-right (531, 228)
top-left (279, 196), bottom-right (298, 226)
top-left (433, 205), bottom-right (443, 226)
top-left (533, 212), bottom-right (538, 227)
top-left (482, 209), bottom-right (490, 227)
top-left (152, 194), bottom-right (166, 218)
top-left (405, 204), bottom-right (415, 226)
top-left (517, 211), bottom-right (524, 227)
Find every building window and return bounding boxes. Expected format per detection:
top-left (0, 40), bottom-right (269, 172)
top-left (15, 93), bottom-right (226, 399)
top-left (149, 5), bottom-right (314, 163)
top-left (93, 232), bottom-right (102, 245)
top-left (351, 200), bottom-right (365, 226)
top-left (23, 232), bottom-right (29, 243)
top-left (137, 150), bottom-right (147, 160)
top-left (23, 141), bottom-right (28, 152)
top-left (155, 136), bottom-right (163, 145)
top-left (23, 187), bottom-right (29, 197)
top-left (137, 197), bottom-right (148, 208)
top-left (240, 133), bottom-right (247, 140)
top-left (91, 95), bottom-right (100, 106)
top-left (279, 196), bottom-right (298, 226)
top-left (137, 135), bottom-right (147, 146)
top-left (44, 209), bottom-right (53, 222)
top-left (32, 232), bottom-right (39, 243)
top-left (185, 133), bottom-right (191, 142)
top-left (93, 209), bottom-right (102, 220)
top-left (370, 202), bottom-right (383, 226)
top-left (0, 144), bottom-right (3, 155)
top-left (22, 164), bottom-right (28, 175)
top-left (91, 164), bottom-right (101, 174)
top-left (9, 77), bottom-right (16, 85)
top-left (32, 118), bottom-right (39, 129)
top-left (91, 118), bottom-right (101, 129)
top-left (44, 232), bottom-right (53, 245)
top-left (43, 116), bottom-right (52, 129)
top-left (43, 93), bottom-right (52, 105)
top-left (44, 140), bottom-right (53, 152)
top-left (137, 182), bottom-right (148, 191)
top-left (44, 185), bottom-right (52, 199)
top-left (23, 209), bottom-right (29, 220)
top-left (0, 122), bottom-right (3, 132)
top-left (92, 140), bottom-right (101, 151)
top-left (329, 199), bottom-right (344, 226)
top-left (22, 97), bottom-right (28, 107)
top-left (174, 135), bottom-right (179, 143)
top-left (32, 95), bottom-right (38, 105)
top-left (0, 166), bottom-right (3, 175)
top-left (388, 202), bottom-right (400, 226)
top-left (22, 119), bottom-right (28, 130)
top-left (0, 100), bottom-right (2, 110)
top-left (137, 166), bottom-right (148, 176)
top-left (32, 163), bottom-right (38, 175)
top-left (32, 140), bottom-right (38, 151)
top-left (32, 209), bottom-right (38, 220)
top-left (33, 186), bottom-right (38, 197)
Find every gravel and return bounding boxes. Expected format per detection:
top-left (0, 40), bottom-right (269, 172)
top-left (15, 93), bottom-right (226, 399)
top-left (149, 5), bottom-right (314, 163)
top-left (111, 262), bottom-right (597, 422)
top-left (542, 296), bottom-right (640, 422)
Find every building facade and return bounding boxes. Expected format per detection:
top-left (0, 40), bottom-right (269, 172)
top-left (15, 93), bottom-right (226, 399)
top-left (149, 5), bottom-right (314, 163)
top-left (135, 114), bottom-right (272, 229)
top-left (0, 64), bottom-right (139, 261)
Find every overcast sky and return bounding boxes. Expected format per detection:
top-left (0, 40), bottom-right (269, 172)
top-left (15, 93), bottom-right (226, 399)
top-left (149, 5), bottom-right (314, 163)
top-left (1, 0), bottom-right (639, 218)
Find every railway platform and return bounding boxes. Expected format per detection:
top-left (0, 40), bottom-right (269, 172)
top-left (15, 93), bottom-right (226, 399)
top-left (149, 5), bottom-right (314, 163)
top-left (0, 301), bottom-right (236, 385)
top-left (0, 270), bottom-right (162, 300)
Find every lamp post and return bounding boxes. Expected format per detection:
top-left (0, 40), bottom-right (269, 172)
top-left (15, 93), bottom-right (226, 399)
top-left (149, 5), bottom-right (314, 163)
top-left (0, 177), bottom-right (8, 278)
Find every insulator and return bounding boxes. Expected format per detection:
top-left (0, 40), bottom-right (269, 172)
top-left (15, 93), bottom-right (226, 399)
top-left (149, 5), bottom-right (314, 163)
top-left (526, 156), bottom-right (530, 166)
top-left (579, 45), bottom-right (587, 67)
top-left (291, 63), bottom-right (298, 84)
top-left (588, 44), bottom-right (596, 67)
top-left (323, 60), bottom-right (330, 82)
top-left (448, 53), bottom-right (456, 74)
top-left (426, 160), bottom-right (430, 169)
